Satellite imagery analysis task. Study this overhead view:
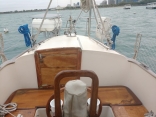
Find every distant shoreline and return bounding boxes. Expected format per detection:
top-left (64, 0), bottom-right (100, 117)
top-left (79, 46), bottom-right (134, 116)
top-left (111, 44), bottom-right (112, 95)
top-left (0, 4), bottom-right (147, 14)
top-left (0, 9), bottom-right (54, 14)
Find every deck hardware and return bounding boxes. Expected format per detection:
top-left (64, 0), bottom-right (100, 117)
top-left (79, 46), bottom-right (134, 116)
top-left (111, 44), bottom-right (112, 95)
top-left (42, 84), bottom-right (48, 86)
top-left (140, 63), bottom-right (149, 70)
top-left (144, 110), bottom-right (154, 117)
top-left (64, 16), bottom-right (76, 37)
top-left (39, 84), bottom-right (52, 89)
top-left (39, 54), bottom-right (45, 63)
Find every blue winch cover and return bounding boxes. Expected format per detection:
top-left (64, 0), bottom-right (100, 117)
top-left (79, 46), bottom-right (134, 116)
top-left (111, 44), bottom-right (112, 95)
top-left (111, 25), bottom-right (120, 50)
top-left (18, 24), bottom-right (31, 47)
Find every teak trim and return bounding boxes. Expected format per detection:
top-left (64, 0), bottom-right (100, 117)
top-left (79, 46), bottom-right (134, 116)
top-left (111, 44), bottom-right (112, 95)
top-left (98, 85), bottom-right (142, 106)
top-left (54, 70), bottom-right (99, 117)
top-left (5, 86), bottom-right (142, 108)
top-left (4, 88), bottom-right (53, 107)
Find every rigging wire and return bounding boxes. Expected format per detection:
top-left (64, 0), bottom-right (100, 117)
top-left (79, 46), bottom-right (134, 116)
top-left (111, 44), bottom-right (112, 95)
top-left (56, 0), bottom-right (59, 14)
top-left (80, 0), bottom-right (90, 13)
top-left (70, 0), bottom-right (72, 15)
top-left (3, 39), bottom-right (23, 52)
top-left (32, 0), bottom-right (53, 46)
top-left (0, 33), bottom-right (4, 52)
top-left (0, 33), bottom-right (7, 62)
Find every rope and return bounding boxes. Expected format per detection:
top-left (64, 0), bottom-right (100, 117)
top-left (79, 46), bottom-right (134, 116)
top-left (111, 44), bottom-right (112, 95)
top-left (3, 39), bottom-right (22, 52)
top-left (80, 0), bottom-right (90, 13)
top-left (0, 52), bottom-right (7, 62)
top-left (18, 24), bottom-right (31, 47)
top-left (111, 25), bottom-right (120, 50)
top-left (32, 0), bottom-right (53, 46)
top-left (0, 33), bottom-right (4, 52)
top-left (0, 33), bottom-right (7, 63)
top-left (0, 103), bottom-right (17, 117)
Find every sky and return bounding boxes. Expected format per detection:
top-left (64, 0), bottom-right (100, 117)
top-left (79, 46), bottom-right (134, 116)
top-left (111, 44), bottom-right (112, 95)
top-left (0, 0), bottom-right (103, 12)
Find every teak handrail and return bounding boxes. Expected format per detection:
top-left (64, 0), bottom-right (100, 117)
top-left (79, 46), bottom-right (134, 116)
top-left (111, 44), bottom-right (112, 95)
top-left (54, 70), bottom-right (99, 117)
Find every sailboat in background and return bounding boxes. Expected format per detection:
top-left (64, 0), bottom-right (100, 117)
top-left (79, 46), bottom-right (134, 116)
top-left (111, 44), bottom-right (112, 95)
top-left (124, 4), bottom-right (131, 9)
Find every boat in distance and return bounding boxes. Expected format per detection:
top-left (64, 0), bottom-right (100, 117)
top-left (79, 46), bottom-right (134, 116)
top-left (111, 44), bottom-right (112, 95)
top-left (146, 2), bottom-right (156, 9)
top-left (123, 4), bottom-right (131, 9)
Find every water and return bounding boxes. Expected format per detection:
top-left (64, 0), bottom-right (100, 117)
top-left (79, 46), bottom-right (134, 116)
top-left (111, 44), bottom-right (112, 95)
top-left (0, 6), bottom-right (156, 73)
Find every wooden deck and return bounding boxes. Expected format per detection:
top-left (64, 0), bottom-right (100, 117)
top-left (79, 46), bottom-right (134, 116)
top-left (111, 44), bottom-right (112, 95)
top-left (4, 86), bottom-right (148, 117)
top-left (112, 105), bottom-right (148, 117)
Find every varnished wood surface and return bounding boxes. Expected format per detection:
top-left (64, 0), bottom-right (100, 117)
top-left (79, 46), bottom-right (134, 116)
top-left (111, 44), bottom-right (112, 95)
top-left (6, 86), bottom-right (145, 117)
top-left (98, 86), bottom-right (142, 105)
top-left (112, 105), bottom-right (148, 117)
top-left (11, 89), bottom-right (54, 109)
top-left (34, 47), bottom-right (82, 88)
top-left (5, 109), bottom-right (35, 117)
top-left (8, 86), bottom-right (142, 110)
top-left (10, 89), bottom-right (66, 109)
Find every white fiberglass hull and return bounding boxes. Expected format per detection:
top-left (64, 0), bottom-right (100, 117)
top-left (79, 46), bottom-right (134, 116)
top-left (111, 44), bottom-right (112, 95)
top-left (0, 35), bottom-right (156, 114)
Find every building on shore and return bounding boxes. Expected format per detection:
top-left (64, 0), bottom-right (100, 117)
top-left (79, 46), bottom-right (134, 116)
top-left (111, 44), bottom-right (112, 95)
top-left (115, 0), bottom-right (122, 4)
top-left (73, 2), bottom-right (80, 7)
top-left (67, 4), bottom-right (72, 7)
top-left (122, 0), bottom-right (138, 3)
top-left (114, 0), bottom-right (139, 5)
top-left (108, 0), bottom-right (115, 5)
top-left (55, 5), bottom-right (64, 10)
top-left (100, 0), bottom-right (108, 5)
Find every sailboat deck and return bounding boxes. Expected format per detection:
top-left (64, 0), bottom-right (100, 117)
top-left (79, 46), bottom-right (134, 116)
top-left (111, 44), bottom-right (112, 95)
top-left (5, 86), bottom-right (148, 117)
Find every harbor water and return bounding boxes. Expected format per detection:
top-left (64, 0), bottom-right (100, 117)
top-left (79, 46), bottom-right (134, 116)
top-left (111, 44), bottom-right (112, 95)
top-left (0, 6), bottom-right (156, 73)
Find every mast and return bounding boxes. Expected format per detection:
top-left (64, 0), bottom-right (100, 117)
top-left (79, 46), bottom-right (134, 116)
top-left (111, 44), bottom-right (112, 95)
top-left (88, 0), bottom-right (92, 38)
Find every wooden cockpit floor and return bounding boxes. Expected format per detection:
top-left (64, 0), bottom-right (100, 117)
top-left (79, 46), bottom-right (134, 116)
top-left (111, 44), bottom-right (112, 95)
top-left (5, 86), bottom-right (148, 117)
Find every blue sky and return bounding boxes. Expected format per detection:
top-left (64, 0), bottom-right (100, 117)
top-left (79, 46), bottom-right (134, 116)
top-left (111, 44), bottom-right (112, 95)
top-left (0, 0), bottom-right (103, 12)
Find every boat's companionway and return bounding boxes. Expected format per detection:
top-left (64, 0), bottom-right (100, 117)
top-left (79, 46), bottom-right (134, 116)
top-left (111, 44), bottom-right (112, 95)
top-left (34, 47), bottom-right (82, 88)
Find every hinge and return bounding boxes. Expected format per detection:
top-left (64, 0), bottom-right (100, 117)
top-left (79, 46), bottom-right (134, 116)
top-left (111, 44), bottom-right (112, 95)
top-left (39, 84), bottom-right (53, 89)
top-left (39, 54), bottom-right (45, 63)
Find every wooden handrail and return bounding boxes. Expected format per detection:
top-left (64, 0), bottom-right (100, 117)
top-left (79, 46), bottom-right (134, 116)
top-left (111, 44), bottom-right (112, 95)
top-left (54, 70), bottom-right (99, 117)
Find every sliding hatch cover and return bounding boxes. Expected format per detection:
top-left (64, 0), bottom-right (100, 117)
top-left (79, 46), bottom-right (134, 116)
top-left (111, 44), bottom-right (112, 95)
top-left (34, 47), bottom-right (82, 88)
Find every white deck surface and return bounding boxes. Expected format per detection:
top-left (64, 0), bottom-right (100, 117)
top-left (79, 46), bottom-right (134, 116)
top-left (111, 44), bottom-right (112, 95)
top-left (23, 35), bottom-right (120, 56)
